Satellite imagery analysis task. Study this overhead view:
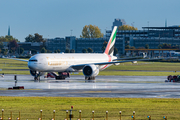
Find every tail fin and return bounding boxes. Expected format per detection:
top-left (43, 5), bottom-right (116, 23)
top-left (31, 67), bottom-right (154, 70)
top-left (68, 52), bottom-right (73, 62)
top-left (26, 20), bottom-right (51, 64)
top-left (104, 26), bottom-right (117, 56)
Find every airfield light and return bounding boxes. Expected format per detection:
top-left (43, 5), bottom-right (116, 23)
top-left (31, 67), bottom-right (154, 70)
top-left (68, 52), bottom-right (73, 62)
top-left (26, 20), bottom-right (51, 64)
top-left (40, 110), bottom-right (42, 120)
top-left (119, 111), bottom-right (122, 120)
top-left (79, 110), bottom-right (82, 120)
top-left (66, 110), bottom-right (68, 120)
top-left (92, 111), bottom-right (94, 120)
top-left (132, 111), bottom-right (135, 120)
top-left (106, 111), bottom-right (108, 120)
top-left (2, 109), bottom-right (4, 120)
top-left (53, 110), bottom-right (55, 120)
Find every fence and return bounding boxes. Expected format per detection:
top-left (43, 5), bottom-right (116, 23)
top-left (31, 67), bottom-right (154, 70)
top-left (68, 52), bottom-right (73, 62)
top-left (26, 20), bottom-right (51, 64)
top-left (0, 109), bottom-right (168, 120)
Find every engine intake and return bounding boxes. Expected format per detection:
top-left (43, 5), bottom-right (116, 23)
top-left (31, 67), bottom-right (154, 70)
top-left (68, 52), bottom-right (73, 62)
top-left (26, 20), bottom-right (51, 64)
top-left (83, 64), bottom-right (99, 77)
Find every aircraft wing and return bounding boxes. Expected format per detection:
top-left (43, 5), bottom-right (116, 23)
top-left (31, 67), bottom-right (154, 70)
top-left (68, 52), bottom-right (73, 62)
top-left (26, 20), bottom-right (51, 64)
top-left (112, 57), bottom-right (142, 61)
top-left (71, 58), bottom-right (161, 70)
top-left (3, 58), bottom-right (29, 62)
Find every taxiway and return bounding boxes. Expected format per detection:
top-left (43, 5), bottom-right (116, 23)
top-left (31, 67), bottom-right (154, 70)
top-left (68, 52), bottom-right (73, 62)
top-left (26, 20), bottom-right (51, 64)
top-left (0, 75), bottom-right (179, 98)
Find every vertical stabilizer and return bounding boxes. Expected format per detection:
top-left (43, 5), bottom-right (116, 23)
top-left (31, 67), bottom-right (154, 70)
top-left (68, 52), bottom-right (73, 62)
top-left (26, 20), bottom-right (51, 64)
top-left (104, 26), bottom-right (117, 56)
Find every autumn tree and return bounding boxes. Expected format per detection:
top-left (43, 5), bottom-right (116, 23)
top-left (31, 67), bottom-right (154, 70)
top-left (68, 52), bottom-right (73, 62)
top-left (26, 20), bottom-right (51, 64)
top-left (118, 25), bottom-right (138, 30)
top-left (8, 40), bottom-right (18, 53)
top-left (80, 25), bottom-right (103, 38)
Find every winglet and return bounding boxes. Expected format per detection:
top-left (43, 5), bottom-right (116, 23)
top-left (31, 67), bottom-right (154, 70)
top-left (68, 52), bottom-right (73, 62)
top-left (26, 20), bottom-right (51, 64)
top-left (104, 26), bottom-right (117, 56)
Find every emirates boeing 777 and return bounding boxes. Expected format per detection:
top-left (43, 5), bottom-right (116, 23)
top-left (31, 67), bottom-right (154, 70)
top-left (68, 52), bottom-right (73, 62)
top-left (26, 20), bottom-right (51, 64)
top-left (8, 26), bottom-right (158, 80)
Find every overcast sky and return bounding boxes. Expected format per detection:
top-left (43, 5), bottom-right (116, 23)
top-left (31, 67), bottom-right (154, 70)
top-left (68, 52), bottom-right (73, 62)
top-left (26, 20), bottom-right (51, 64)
top-left (0, 0), bottom-right (179, 42)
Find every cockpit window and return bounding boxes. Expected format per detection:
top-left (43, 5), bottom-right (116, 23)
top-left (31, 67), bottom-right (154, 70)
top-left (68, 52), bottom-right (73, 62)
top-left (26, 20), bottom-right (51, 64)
top-left (29, 59), bottom-right (38, 62)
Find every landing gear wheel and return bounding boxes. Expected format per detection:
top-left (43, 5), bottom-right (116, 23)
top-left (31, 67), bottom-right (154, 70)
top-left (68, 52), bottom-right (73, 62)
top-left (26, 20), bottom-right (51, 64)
top-left (34, 76), bottom-right (40, 80)
top-left (85, 76), bottom-right (95, 80)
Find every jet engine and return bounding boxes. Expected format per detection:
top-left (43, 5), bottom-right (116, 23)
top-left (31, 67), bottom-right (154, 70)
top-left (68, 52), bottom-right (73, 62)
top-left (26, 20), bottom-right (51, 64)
top-left (83, 64), bottom-right (99, 77)
top-left (30, 70), bottom-right (45, 76)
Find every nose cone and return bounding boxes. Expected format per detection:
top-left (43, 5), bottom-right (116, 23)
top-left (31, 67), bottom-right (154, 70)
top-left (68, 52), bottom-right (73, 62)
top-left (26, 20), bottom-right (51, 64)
top-left (28, 56), bottom-right (38, 70)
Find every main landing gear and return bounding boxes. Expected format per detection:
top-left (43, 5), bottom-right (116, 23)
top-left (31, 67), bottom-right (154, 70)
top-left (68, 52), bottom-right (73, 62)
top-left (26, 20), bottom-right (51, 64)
top-left (55, 72), bottom-right (70, 80)
top-left (85, 76), bottom-right (95, 80)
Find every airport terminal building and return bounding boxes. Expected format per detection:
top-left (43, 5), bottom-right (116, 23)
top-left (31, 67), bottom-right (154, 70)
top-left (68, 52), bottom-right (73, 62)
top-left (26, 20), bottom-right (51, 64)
top-left (45, 26), bottom-right (180, 55)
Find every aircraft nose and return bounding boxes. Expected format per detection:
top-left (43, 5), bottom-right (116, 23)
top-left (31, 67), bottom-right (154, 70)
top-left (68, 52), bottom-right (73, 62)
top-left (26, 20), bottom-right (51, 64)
top-left (28, 61), bottom-right (36, 70)
top-left (28, 58), bottom-right (38, 70)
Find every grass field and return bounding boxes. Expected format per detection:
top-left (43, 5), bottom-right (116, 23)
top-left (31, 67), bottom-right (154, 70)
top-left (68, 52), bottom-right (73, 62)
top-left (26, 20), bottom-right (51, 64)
top-left (0, 97), bottom-right (179, 120)
top-left (1, 58), bottom-right (180, 76)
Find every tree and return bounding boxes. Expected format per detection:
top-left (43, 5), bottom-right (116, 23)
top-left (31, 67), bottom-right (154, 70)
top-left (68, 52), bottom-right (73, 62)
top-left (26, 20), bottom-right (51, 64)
top-left (1, 49), bottom-right (8, 55)
top-left (0, 42), bottom-right (3, 49)
top-left (80, 25), bottom-right (103, 38)
top-left (25, 33), bottom-right (44, 42)
top-left (65, 49), bottom-right (70, 53)
top-left (31, 49), bottom-right (37, 54)
top-left (87, 48), bottom-right (93, 53)
top-left (82, 48), bottom-right (88, 53)
top-left (19, 47), bottom-right (24, 55)
top-left (1, 35), bottom-right (19, 42)
top-left (101, 41), bottom-right (107, 52)
top-left (47, 50), bottom-right (52, 53)
top-left (125, 45), bottom-right (130, 49)
top-left (34, 33), bottom-right (44, 42)
top-left (41, 47), bottom-right (47, 53)
top-left (25, 34), bottom-right (34, 42)
top-left (158, 43), bottom-right (172, 49)
top-left (114, 47), bottom-right (118, 56)
top-left (54, 50), bottom-right (58, 53)
top-left (57, 49), bottom-right (61, 53)
top-left (130, 46), bottom-right (136, 49)
top-left (145, 44), bottom-right (149, 49)
top-left (8, 40), bottom-right (18, 53)
top-left (118, 25), bottom-right (138, 30)
top-left (70, 49), bottom-right (75, 53)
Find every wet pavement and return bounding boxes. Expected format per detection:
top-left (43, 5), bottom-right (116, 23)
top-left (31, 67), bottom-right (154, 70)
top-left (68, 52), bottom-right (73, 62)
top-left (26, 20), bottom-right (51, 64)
top-left (0, 75), bottom-right (180, 98)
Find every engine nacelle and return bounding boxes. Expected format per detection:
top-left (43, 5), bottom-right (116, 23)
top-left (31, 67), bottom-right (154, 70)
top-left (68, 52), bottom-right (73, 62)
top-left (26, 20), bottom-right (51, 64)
top-left (83, 64), bottom-right (99, 77)
top-left (113, 63), bottom-right (120, 66)
top-left (30, 70), bottom-right (45, 76)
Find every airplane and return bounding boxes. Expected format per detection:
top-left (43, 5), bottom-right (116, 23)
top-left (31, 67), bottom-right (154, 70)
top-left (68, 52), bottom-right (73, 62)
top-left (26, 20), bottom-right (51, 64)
top-left (7, 26), bottom-right (159, 80)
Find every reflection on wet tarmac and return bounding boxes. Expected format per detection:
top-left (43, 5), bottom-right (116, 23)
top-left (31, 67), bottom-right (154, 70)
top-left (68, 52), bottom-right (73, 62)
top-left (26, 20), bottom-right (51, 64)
top-left (0, 75), bottom-right (180, 98)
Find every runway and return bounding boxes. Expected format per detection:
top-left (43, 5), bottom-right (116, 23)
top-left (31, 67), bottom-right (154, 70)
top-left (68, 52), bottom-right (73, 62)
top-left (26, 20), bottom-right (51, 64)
top-left (0, 75), bottom-right (180, 98)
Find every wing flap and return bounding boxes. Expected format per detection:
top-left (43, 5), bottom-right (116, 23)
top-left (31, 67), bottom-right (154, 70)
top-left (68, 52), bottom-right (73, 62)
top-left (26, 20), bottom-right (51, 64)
top-left (70, 58), bottom-right (161, 70)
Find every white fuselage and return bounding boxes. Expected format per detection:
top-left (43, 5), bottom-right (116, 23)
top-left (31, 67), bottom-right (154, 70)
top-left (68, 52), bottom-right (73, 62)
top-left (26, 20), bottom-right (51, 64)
top-left (28, 53), bottom-right (115, 72)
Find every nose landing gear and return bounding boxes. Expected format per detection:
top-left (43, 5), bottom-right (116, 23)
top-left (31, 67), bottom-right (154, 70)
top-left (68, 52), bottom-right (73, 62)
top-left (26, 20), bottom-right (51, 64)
top-left (34, 71), bottom-right (40, 81)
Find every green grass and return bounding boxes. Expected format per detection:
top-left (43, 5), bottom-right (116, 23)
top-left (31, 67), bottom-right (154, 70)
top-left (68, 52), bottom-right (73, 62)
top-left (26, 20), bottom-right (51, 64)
top-left (105, 61), bottom-right (180, 71)
top-left (0, 97), bottom-right (179, 120)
